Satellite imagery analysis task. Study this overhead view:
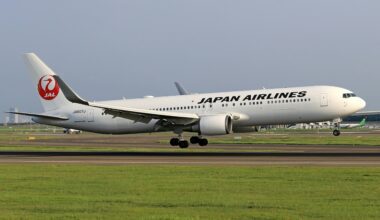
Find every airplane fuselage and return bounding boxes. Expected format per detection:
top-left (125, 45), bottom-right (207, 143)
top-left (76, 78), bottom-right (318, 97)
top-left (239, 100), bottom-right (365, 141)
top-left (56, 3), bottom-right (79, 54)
top-left (34, 85), bottom-right (365, 134)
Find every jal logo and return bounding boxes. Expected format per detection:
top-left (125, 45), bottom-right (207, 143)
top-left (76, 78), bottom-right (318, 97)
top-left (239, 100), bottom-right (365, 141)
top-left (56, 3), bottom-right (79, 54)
top-left (38, 75), bottom-right (60, 100)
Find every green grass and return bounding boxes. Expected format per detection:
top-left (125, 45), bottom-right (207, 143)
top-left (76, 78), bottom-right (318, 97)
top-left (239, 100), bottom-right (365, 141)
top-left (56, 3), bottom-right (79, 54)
top-left (0, 165), bottom-right (379, 219)
top-left (209, 134), bottom-right (380, 146)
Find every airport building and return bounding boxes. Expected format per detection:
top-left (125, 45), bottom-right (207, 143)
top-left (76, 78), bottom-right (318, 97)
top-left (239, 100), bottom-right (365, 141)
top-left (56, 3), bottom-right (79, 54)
top-left (344, 114), bottom-right (380, 122)
top-left (344, 113), bottom-right (380, 129)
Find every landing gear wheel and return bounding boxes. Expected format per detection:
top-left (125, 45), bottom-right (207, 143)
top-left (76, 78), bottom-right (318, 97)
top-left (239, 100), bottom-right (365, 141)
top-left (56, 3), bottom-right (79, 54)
top-left (198, 138), bottom-right (208, 146)
top-left (170, 138), bottom-right (179, 146)
top-left (179, 140), bottom-right (189, 148)
top-left (333, 130), bottom-right (341, 136)
top-left (190, 136), bottom-right (200, 144)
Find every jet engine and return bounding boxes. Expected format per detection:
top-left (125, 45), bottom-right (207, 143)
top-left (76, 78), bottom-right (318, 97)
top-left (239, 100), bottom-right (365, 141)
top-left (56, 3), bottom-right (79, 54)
top-left (191, 115), bottom-right (233, 135)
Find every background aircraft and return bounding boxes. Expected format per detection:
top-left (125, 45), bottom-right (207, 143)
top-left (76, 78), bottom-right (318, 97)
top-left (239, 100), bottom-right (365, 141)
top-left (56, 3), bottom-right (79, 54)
top-left (340, 118), bottom-right (366, 129)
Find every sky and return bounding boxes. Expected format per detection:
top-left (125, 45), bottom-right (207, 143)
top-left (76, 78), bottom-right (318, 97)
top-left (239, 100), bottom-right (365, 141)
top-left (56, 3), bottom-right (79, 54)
top-left (1, 0), bottom-right (379, 115)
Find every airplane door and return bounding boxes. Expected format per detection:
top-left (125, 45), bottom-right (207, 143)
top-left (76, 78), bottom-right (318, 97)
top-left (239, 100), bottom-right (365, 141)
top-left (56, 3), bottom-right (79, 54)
top-left (320, 93), bottom-right (328, 107)
top-left (87, 109), bottom-right (94, 122)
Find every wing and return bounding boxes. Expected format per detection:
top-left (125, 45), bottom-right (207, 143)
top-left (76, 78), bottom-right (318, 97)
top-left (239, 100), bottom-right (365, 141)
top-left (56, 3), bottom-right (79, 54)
top-left (6, 111), bottom-right (69, 120)
top-left (89, 102), bottom-right (199, 125)
top-left (53, 75), bottom-right (199, 125)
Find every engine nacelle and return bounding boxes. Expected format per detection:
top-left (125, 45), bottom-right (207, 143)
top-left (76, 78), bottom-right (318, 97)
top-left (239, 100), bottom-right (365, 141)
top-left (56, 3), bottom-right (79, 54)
top-left (192, 115), bottom-right (233, 135)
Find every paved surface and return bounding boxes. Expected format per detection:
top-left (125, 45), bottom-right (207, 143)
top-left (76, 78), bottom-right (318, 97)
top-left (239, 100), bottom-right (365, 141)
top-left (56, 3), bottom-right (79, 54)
top-left (1, 151), bottom-right (380, 166)
top-left (1, 130), bottom-right (380, 166)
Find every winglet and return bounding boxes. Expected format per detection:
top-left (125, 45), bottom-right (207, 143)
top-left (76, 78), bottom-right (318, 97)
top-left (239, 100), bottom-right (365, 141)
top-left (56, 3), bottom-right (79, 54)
top-left (174, 82), bottom-right (189, 95)
top-left (53, 75), bottom-right (89, 105)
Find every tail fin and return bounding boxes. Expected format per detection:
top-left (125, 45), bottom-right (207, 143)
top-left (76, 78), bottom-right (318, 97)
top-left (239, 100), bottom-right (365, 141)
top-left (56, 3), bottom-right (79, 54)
top-left (359, 118), bottom-right (366, 127)
top-left (24, 53), bottom-right (71, 111)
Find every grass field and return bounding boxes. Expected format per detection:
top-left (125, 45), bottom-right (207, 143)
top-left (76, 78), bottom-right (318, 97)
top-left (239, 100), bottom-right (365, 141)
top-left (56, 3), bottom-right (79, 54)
top-left (209, 133), bottom-right (380, 146)
top-left (0, 133), bottom-right (380, 153)
top-left (1, 125), bottom-right (380, 152)
top-left (0, 165), bottom-right (379, 219)
top-left (1, 125), bottom-right (380, 219)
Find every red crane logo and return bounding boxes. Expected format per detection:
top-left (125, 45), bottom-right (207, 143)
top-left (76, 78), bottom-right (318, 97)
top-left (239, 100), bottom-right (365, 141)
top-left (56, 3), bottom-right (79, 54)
top-left (38, 75), bottom-right (60, 100)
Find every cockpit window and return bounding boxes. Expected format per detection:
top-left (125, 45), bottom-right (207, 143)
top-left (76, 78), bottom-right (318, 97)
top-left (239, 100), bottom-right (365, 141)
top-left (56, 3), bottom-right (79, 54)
top-left (343, 93), bottom-right (357, 98)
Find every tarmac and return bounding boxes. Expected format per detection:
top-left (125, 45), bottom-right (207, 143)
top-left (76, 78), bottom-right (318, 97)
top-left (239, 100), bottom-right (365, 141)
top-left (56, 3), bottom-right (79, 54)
top-left (1, 131), bottom-right (380, 166)
top-left (1, 151), bottom-right (380, 166)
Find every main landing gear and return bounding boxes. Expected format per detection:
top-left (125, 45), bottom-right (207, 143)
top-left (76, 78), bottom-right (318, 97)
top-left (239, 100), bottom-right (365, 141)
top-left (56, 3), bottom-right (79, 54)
top-left (170, 135), bottom-right (208, 148)
top-left (170, 137), bottom-right (189, 148)
top-left (190, 136), bottom-right (208, 146)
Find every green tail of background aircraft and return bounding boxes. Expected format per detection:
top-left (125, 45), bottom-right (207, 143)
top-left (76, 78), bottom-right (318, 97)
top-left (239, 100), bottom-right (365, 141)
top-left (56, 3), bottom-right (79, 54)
top-left (340, 118), bottom-right (366, 129)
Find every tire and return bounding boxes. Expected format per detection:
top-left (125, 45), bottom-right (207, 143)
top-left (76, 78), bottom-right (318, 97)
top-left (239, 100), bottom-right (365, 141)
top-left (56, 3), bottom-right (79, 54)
top-left (190, 136), bottom-right (200, 144)
top-left (170, 138), bottom-right (179, 146)
top-left (198, 138), bottom-right (208, 146)
top-left (333, 130), bottom-right (341, 136)
top-left (179, 140), bottom-right (189, 148)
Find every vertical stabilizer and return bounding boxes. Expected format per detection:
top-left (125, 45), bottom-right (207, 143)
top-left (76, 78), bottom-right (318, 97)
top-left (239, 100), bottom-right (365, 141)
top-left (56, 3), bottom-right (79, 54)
top-left (24, 53), bottom-right (71, 111)
top-left (359, 118), bottom-right (366, 127)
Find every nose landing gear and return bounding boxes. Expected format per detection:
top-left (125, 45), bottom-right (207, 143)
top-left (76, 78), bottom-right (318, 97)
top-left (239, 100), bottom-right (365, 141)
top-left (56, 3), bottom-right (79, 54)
top-left (332, 119), bottom-right (341, 136)
top-left (333, 129), bottom-right (341, 136)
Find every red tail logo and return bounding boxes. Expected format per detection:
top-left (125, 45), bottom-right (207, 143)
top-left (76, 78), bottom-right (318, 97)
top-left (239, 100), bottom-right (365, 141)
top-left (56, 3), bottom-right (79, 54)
top-left (38, 75), bottom-right (60, 100)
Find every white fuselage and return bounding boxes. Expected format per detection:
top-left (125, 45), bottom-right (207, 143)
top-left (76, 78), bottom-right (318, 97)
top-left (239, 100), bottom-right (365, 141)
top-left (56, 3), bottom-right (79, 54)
top-left (34, 85), bottom-right (366, 135)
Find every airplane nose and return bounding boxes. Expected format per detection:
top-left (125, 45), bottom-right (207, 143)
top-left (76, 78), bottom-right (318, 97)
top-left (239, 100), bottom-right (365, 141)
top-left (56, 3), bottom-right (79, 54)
top-left (358, 98), bottom-right (366, 111)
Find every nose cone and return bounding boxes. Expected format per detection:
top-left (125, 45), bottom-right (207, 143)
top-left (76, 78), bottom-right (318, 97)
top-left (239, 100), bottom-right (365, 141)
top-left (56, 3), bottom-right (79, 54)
top-left (356, 98), bottom-right (366, 111)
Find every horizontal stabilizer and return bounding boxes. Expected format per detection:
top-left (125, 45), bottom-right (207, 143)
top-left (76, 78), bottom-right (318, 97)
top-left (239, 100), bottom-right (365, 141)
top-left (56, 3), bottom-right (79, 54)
top-left (6, 111), bottom-right (69, 120)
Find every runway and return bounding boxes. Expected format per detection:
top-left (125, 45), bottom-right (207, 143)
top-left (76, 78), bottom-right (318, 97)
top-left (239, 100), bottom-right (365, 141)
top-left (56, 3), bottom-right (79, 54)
top-left (1, 131), bottom-right (380, 166)
top-left (1, 151), bottom-right (380, 166)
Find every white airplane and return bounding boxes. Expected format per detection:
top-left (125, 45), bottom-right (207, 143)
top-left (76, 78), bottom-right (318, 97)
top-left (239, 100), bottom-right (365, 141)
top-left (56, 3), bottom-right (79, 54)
top-left (8, 53), bottom-right (366, 148)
